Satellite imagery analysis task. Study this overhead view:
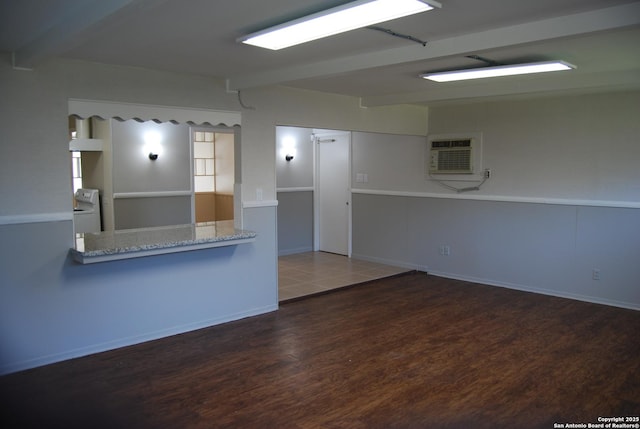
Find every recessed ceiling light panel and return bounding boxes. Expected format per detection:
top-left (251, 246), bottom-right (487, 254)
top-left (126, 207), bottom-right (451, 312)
top-left (421, 60), bottom-right (576, 82)
top-left (239, 0), bottom-right (441, 50)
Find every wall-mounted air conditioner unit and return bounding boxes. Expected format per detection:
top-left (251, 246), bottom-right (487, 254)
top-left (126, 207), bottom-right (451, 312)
top-left (428, 138), bottom-right (474, 174)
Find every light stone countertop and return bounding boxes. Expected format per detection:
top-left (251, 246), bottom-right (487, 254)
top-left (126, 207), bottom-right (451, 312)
top-left (71, 220), bottom-right (256, 264)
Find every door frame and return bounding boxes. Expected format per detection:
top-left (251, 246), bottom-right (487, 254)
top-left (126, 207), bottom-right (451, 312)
top-left (190, 125), bottom-right (237, 224)
top-left (312, 129), bottom-right (352, 257)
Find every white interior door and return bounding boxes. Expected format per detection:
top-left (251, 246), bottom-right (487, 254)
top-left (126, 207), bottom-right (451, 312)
top-left (316, 133), bottom-right (350, 255)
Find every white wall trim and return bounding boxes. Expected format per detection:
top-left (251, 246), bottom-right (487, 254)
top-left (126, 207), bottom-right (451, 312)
top-left (0, 212), bottom-right (73, 225)
top-left (427, 271), bottom-right (640, 312)
top-left (113, 191), bottom-right (192, 199)
top-left (276, 187), bottom-right (314, 193)
top-left (243, 200), bottom-right (279, 208)
top-left (351, 188), bottom-right (640, 209)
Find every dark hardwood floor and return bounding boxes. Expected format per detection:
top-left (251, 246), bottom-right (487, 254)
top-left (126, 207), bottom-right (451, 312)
top-left (2, 272), bottom-right (639, 428)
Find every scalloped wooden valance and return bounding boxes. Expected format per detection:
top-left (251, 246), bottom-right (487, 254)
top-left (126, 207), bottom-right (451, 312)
top-left (68, 99), bottom-right (241, 127)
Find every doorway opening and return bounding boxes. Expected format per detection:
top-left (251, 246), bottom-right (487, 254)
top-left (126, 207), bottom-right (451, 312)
top-left (191, 127), bottom-right (235, 223)
top-left (276, 125), bottom-right (411, 301)
top-left (275, 126), bottom-right (351, 257)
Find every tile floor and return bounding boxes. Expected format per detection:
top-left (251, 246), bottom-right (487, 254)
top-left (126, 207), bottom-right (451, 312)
top-left (278, 251), bottom-right (411, 301)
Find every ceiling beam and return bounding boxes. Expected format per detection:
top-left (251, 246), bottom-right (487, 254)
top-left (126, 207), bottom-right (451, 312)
top-left (226, 2), bottom-right (640, 91)
top-left (12, 0), bottom-right (153, 69)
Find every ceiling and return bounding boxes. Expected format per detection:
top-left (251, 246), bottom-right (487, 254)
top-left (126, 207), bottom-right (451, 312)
top-left (1, 0), bottom-right (639, 106)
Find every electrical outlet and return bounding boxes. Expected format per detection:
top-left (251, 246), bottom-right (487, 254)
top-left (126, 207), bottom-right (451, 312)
top-left (592, 269), bottom-right (601, 281)
top-left (484, 169), bottom-right (491, 179)
top-left (439, 245), bottom-right (451, 256)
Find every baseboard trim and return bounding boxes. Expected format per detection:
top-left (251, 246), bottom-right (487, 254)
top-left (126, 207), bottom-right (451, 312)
top-left (279, 247), bottom-right (313, 256)
top-left (350, 253), bottom-right (428, 272)
top-left (0, 304), bottom-right (278, 375)
top-left (427, 270), bottom-right (640, 311)
top-left (348, 254), bottom-right (639, 311)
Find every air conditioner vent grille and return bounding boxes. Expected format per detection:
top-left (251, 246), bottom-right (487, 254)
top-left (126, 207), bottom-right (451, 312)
top-left (435, 149), bottom-right (471, 172)
top-left (428, 138), bottom-right (473, 174)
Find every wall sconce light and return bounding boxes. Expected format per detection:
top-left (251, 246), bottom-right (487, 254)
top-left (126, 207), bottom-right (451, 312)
top-left (143, 130), bottom-right (163, 161)
top-left (280, 136), bottom-right (297, 163)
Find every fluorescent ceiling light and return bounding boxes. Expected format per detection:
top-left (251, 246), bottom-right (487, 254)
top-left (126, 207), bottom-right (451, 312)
top-left (421, 61), bottom-right (576, 82)
top-left (239, 0), bottom-right (441, 50)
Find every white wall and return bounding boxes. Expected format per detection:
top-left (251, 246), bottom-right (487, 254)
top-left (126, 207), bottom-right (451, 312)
top-left (352, 132), bottom-right (427, 192)
top-left (0, 55), bottom-right (427, 374)
top-left (428, 92), bottom-right (640, 203)
top-left (112, 121), bottom-right (191, 193)
top-left (0, 209), bottom-right (278, 374)
top-left (111, 120), bottom-right (192, 229)
top-left (276, 126), bottom-right (315, 255)
top-left (276, 126), bottom-right (314, 190)
top-left (353, 194), bottom-right (640, 309)
top-left (353, 92), bottom-right (640, 205)
top-left (239, 85), bottom-right (428, 202)
top-left (351, 91), bottom-right (640, 310)
top-left (277, 191), bottom-right (314, 255)
top-left (0, 58), bottom-right (240, 217)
